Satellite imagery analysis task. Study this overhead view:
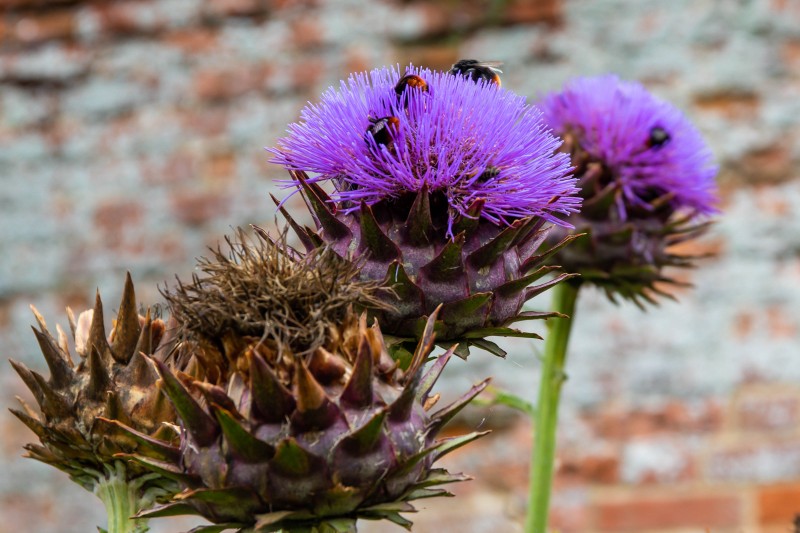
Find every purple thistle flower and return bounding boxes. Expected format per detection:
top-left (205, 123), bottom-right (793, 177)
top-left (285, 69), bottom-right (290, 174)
top-left (270, 65), bottom-right (579, 231)
top-left (539, 74), bottom-right (719, 219)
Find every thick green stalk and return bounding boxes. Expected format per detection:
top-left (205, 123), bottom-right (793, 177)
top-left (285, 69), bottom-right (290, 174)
top-left (525, 281), bottom-right (580, 533)
top-left (93, 462), bottom-right (152, 533)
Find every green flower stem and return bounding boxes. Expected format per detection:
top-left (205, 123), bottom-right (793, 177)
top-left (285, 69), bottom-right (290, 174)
top-left (525, 280), bottom-right (580, 533)
top-left (93, 462), bottom-right (152, 533)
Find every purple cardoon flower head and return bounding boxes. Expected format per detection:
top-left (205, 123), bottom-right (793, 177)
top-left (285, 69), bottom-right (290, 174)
top-left (271, 64), bottom-right (579, 232)
top-left (539, 74), bottom-right (719, 219)
top-left (538, 75), bottom-right (720, 305)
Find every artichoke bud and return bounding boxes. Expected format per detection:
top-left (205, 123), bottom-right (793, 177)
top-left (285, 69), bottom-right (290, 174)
top-left (123, 229), bottom-right (489, 533)
top-left (9, 273), bottom-right (188, 496)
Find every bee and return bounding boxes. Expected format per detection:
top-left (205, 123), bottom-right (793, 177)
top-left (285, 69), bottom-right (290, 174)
top-left (475, 166), bottom-right (500, 183)
top-left (394, 74), bottom-right (429, 95)
top-left (366, 116), bottom-right (400, 147)
top-left (449, 59), bottom-right (503, 86)
top-left (647, 126), bottom-right (670, 148)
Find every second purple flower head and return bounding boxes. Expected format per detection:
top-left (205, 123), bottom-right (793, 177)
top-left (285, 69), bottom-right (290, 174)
top-left (539, 75), bottom-right (720, 304)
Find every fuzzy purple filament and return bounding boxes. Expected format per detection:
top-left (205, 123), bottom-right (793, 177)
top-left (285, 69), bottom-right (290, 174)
top-left (539, 74), bottom-right (719, 218)
top-left (270, 65), bottom-right (580, 229)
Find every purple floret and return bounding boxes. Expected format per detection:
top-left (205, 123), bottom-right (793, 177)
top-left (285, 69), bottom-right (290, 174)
top-left (270, 65), bottom-right (579, 229)
top-left (539, 75), bottom-right (719, 218)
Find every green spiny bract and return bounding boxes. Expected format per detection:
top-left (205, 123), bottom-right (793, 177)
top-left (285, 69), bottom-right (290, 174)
top-left (9, 273), bottom-right (186, 498)
top-left (279, 173), bottom-right (577, 359)
top-left (121, 229), bottom-right (489, 533)
top-left (545, 139), bottom-right (713, 306)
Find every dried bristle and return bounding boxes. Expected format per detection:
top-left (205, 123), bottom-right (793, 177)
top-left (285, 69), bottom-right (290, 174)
top-left (163, 228), bottom-right (388, 355)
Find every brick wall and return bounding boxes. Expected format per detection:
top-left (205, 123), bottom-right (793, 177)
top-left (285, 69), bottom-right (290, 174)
top-left (1, 0), bottom-right (799, 532)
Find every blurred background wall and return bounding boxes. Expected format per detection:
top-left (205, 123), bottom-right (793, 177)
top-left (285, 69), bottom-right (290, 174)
top-left (1, 0), bottom-right (800, 532)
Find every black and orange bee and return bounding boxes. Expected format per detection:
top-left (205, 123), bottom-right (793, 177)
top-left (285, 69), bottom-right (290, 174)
top-left (449, 59), bottom-right (503, 86)
top-left (366, 116), bottom-right (400, 147)
top-left (646, 126), bottom-right (670, 148)
top-left (394, 74), bottom-right (429, 95)
top-left (395, 74), bottom-right (429, 109)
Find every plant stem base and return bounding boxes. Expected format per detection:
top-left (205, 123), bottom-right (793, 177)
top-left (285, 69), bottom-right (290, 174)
top-left (93, 462), bottom-right (152, 533)
top-left (525, 281), bottom-right (580, 533)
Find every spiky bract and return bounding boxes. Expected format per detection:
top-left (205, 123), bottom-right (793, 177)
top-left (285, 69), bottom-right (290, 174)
top-left (538, 75), bottom-right (719, 304)
top-left (9, 274), bottom-right (185, 495)
top-left (280, 175), bottom-right (578, 358)
top-left (125, 231), bottom-right (489, 532)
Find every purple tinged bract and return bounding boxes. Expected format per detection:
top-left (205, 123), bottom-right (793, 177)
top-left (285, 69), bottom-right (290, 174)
top-left (270, 65), bottom-right (580, 230)
top-left (539, 74), bottom-right (719, 218)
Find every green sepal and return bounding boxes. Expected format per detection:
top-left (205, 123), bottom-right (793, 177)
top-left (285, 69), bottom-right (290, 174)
top-left (270, 438), bottom-right (315, 477)
top-left (122, 453), bottom-right (199, 486)
top-left (474, 387), bottom-right (535, 417)
top-left (97, 417), bottom-right (180, 461)
top-left (30, 325), bottom-right (74, 389)
top-left (294, 170), bottom-right (351, 241)
top-left (214, 407), bottom-right (275, 462)
top-left (339, 336), bottom-right (374, 408)
top-left (270, 195), bottom-right (317, 253)
top-left (188, 524), bottom-right (243, 533)
top-left (462, 327), bottom-right (543, 340)
top-left (428, 378), bottom-right (490, 433)
top-left (401, 487), bottom-right (452, 500)
top-left (405, 187), bottom-right (434, 246)
top-left (450, 197), bottom-right (485, 236)
top-left (358, 201), bottom-right (400, 261)
top-left (136, 501), bottom-right (204, 519)
top-left (438, 292), bottom-right (492, 327)
top-left (466, 218), bottom-right (526, 269)
top-left (430, 431), bottom-right (491, 462)
top-left (177, 487), bottom-right (257, 507)
top-left (468, 338), bottom-right (507, 358)
top-left (339, 409), bottom-right (386, 455)
top-left (495, 265), bottom-right (561, 296)
top-left (524, 272), bottom-right (580, 302)
top-left (420, 233), bottom-right (466, 282)
top-left (152, 358), bottom-right (218, 446)
top-left (409, 468), bottom-right (471, 489)
top-left (522, 233), bottom-right (583, 272)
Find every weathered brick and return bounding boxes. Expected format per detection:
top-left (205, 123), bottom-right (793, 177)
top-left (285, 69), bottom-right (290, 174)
top-left (758, 483), bottom-right (800, 525)
top-left (559, 449), bottom-right (620, 484)
top-left (594, 493), bottom-right (742, 531)
top-left (550, 485), bottom-right (590, 533)
top-left (204, 0), bottom-right (268, 18)
top-left (735, 385), bottom-right (800, 432)
top-left (164, 27), bottom-right (219, 53)
top-left (502, 0), bottom-right (563, 25)
top-left (93, 198), bottom-right (144, 249)
top-left (707, 440), bottom-right (800, 483)
top-left (9, 9), bottom-right (76, 44)
top-left (694, 90), bottom-right (761, 120)
top-left (620, 437), bottom-right (697, 484)
top-left (737, 144), bottom-right (795, 184)
top-left (194, 65), bottom-right (268, 102)
top-left (0, 43), bottom-right (91, 83)
top-left (170, 189), bottom-right (230, 226)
